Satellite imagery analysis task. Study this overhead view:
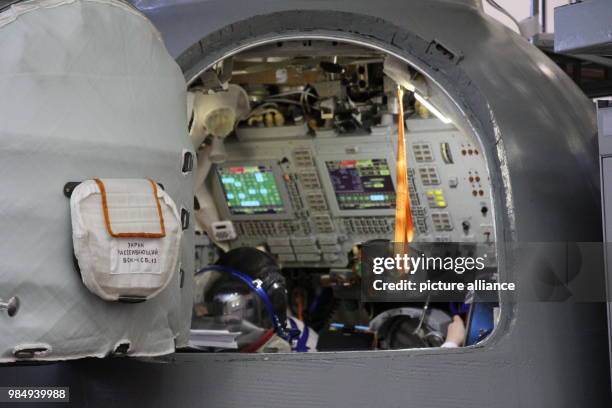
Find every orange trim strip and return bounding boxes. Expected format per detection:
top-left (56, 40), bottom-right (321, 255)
top-left (94, 178), bottom-right (166, 239)
top-left (149, 178), bottom-right (167, 238)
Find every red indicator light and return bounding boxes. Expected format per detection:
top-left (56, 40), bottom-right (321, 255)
top-left (340, 160), bottom-right (357, 166)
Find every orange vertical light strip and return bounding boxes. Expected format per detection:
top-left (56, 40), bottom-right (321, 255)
top-left (297, 293), bottom-right (304, 322)
top-left (394, 86), bottom-right (415, 244)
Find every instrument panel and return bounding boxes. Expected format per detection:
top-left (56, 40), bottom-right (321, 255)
top-left (208, 118), bottom-right (495, 268)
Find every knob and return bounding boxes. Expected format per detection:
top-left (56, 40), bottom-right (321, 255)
top-left (462, 221), bottom-right (471, 233)
top-left (0, 296), bottom-right (19, 317)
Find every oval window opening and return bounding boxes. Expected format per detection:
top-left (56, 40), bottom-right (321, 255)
top-left (187, 38), bottom-right (501, 354)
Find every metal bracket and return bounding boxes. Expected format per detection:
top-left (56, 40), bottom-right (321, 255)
top-left (0, 296), bottom-right (19, 317)
top-left (426, 39), bottom-right (464, 65)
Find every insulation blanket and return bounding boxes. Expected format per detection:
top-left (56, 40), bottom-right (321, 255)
top-left (0, 0), bottom-right (194, 361)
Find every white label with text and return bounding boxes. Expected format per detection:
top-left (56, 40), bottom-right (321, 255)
top-left (110, 239), bottom-right (162, 274)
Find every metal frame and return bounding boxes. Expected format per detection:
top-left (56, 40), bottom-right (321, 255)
top-left (555, 0), bottom-right (612, 55)
top-left (598, 102), bottom-right (612, 389)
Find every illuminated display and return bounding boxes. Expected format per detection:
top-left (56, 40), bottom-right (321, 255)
top-left (217, 165), bottom-right (285, 215)
top-left (326, 159), bottom-right (396, 210)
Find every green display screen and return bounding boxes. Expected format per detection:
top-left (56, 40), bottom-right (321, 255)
top-left (217, 165), bottom-right (285, 215)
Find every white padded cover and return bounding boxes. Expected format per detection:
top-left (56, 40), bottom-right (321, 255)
top-left (71, 179), bottom-right (182, 301)
top-left (0, 0), bottom-right (194, 361)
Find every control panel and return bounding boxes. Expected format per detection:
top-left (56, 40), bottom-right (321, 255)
top-left (324, 159), bottom-right (396, 213)
top-left (404, 119), bottom-right (494, 246)
top-left (208, 118), bottom-right (495, 268)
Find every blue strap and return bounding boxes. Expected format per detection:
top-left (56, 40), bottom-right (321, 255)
top-left (288, 317), bottom-right (310, 352)
top-left (296, 324), bottom-right (310, 352)
top-left (196, 265), bottom-right (298, 342)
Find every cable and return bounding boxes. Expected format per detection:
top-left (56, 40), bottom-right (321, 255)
top-left (485, 0), bottom-right (522, 34)
top-left (268, 90), bottom-right (318, 99)
top-left (196, 265), bottom-right (299, 342)
top-left (247, 102), bottom-right (279, 117)
top-left (413, 292), bottom-right (431, 335)
top-left (260, 98), bottom-right (303, 106)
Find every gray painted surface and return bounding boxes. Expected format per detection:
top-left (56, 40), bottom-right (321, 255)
top-left (1, 1), bottom-right (610, 407)
top-left (599, 104), bottom-right (612, 389)
top-left (554, 0), bottom-right (612, 55)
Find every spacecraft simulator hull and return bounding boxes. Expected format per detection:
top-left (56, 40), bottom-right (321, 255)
top-left (0, 0), bottom-right (609, 407)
